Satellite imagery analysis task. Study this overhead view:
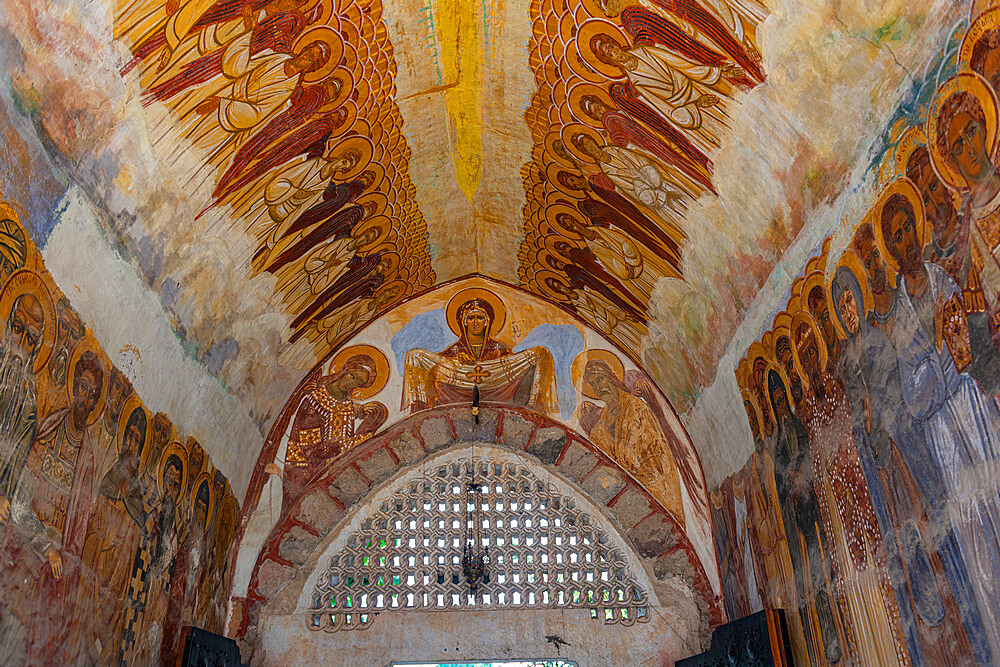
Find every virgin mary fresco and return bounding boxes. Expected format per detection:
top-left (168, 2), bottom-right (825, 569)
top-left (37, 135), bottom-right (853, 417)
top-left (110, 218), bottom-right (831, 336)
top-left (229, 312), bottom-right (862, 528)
top-left (402, 288), bottom-right (557, 414)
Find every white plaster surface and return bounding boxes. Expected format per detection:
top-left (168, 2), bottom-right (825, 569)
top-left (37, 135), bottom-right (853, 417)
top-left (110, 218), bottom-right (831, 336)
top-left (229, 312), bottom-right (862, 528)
top-left (257, 606), bottom-right (697, 666)
top-left (43, 187), bottom-right (263, 500)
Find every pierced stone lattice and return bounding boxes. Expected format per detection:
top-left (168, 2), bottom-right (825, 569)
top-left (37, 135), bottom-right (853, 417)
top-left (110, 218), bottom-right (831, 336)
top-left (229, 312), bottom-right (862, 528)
top-left (309, 458), bottom-right (651, 631)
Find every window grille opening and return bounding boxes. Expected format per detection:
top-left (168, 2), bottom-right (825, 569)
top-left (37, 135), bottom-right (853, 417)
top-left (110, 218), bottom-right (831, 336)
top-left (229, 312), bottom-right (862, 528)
top-left (309, 458), bottom-right (649, 632)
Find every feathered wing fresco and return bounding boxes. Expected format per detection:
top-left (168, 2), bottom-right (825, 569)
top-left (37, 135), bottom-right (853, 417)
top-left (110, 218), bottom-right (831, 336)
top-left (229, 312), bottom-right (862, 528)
top-left (518, 0), bottom-right (767, 349)
top-left (114, 0), bottom-right (435, 360)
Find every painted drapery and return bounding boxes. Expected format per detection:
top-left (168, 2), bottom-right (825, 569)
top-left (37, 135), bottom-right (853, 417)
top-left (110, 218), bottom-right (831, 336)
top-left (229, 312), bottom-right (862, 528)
top-left (716, 8), bottom-right (1000, 664)
top-left (0, 202), bottom-right (241, 665)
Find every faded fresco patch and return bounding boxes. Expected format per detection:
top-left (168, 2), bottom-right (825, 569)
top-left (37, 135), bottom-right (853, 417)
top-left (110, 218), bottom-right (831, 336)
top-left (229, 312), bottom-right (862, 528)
top-left (715, 5), bottom-right (1000, 664)
top-left (0, 201), bottom-right (240, 665)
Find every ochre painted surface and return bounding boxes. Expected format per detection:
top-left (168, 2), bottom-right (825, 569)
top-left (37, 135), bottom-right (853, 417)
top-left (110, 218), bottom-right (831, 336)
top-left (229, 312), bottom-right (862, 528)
top-left (236, 277), bottom-right (715, 594)
top-left (0, 202), bottom-right (240, 665)
top-left (714, 7), bottom-right (1000, 665)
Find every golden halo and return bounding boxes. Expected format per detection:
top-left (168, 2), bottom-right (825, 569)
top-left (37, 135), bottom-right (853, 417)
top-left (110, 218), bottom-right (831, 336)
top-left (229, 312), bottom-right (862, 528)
top-left (745, 342), bottom-right (773, 421)
top-left (319, 67), bottom-right (355, 113)
top-left (358, 162), bottom-right (385, 193)
top-left (926, 72), bottom-right (1000, 190)
top-left (445, 288), bottom-right (507, 338)
top-left (66, 336), bottom-right (109, 427)
top-left (545, 130), bottom-right (578, 168)
top-left (329, 134), bottom-right (374, 181)
top-left (740, 389), bottom-right (764, 439)
top-left (157, 440), bottom-right (188, 498)
top-left (581, 0), bottom-right (616, 18)
top-left (770, 314), bottom-right (792, 363)
top-left (356, 191), bottom-right (389, 217)
top-left (571, 348), bottom-right (624, 399)
top-left (563, 40), bottom-right (605, 85)
top-left (801, 269), bottom-right (829, 318)
top-left (747, 340), bottom-right (772, 367)
top-left (293, 26), bottom-right (344, 84)
top-left (760, 330), bottom-right (773, 356)
top-left (735, 356), bottom-right (750, 391)
top-left (961, 7), bottom-right (1000, 68)
top-left (320, 100), bottom-right (358, 143)
top-left (791, 309), bottom-right (827, 382)
top-left (576, 19), bottom-right (631, 81)
top-left (547, 163), bottom-right (587, 198)
top-left (215, 494), bottom-right (238, 549)
top-left (116, 395), bottom-right (151, 464)
top-left (373, 278), bottom-right (409, 306)
top-left (788, 275), bottom-right (806, 306)
top-left (353, 214), bottom-right (392, 253)
top-left (567, 81), bottom-right (616, 129)
top-left (535, 268), bottom-right (573, 301)
top-left (351, 74), bottom-right (372, 111)
top-left (544, 233), bottom-right (583, 268)
top-left (373, 247), bottom-right (400, 274)
top-left (329, 344), bottom-right (389, 400)
top-left (893, 126), bottom-right (929, 175)
top-left (764, 361), bottom-right (795, 418)
top-left (546, 201), bottom-right (588, 240)
top-left (191, 471), bottom-right (215, 528)
top-left (871, 177), bottom-right (928, 277)
top-left (300, 0), bottom-right (336, 27)
top-left (561, 122), bottom-right (606, 164)
top-left (827, 249), bottom-right (874, 341)
top-left (0, 269), bottom-right (57, 373)
top-left (772, 311), bottom-right (792, 335)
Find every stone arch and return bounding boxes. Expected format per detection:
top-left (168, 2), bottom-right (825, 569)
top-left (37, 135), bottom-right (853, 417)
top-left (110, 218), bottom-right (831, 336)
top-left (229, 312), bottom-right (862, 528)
top-left (234, 405), bottom-right (722, 654)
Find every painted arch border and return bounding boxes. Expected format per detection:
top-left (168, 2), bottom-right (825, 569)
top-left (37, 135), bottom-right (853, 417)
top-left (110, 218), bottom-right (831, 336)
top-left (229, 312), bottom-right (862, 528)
top-left (234, 405), bottom-right (722, 649)
top-left (238, 274), bottom-right (709, 561)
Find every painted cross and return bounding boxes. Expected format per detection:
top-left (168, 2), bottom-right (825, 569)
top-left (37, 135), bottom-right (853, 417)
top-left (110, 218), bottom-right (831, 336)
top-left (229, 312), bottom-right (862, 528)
top-left (466, 365), bottom-right (490, 383)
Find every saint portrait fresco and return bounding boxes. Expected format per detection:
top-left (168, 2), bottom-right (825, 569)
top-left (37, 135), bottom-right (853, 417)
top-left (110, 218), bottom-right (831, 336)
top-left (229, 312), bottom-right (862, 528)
top-left (402, 288), bottom-right (558, 415)
top-left (283, 344), bottom-right (389, 506)
top-left (0, 204), bottom-right (241, 665)
top-left (573, 349), bottom-right (686, 525)
top-left (714, 17), bottom-right (1000, 661)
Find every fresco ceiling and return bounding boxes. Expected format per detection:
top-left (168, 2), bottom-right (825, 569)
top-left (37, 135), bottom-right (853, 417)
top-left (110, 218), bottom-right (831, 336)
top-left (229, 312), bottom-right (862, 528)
top-left (100, 0), bottom-right (772, 361)
top-left (0, 0), bottom-right (972, 492)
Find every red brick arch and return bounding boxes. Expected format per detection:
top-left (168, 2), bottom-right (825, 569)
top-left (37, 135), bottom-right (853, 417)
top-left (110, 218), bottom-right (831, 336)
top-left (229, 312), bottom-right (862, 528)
top-left (234, 405), bottom-right (722, 648)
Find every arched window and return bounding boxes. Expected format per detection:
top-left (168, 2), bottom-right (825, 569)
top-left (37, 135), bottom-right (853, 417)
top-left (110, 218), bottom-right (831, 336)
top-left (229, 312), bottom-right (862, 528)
top-left (309, 458), bottom-right (650, 631)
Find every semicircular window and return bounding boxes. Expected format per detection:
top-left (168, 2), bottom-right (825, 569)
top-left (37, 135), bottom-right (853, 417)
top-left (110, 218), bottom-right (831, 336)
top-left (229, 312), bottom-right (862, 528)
top-left (309, 458), bottom-right (650, 631)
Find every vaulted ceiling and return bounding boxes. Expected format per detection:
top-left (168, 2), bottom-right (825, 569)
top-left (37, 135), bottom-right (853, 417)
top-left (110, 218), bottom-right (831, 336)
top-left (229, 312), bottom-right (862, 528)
top-left (0, 0), bottom-right (965, 497)
top-left (104, 0), bottom-right (768, 361)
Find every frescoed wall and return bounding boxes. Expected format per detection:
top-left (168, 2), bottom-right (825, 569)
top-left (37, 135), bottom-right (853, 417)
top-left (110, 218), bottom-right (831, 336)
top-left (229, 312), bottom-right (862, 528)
top-left (0, 202), bottom-right (241, 665)
top-left (232, 276), bottom-right (716, 601)
top-left (714, 7), bottom-right (1000, 665)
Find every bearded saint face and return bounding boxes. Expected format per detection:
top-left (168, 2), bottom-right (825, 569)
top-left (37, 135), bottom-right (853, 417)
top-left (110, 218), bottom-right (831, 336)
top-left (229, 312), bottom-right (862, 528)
top-left (72, 368), bottom-right (100, 431)
top-left (0, 295), bottom-right (43, 433)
